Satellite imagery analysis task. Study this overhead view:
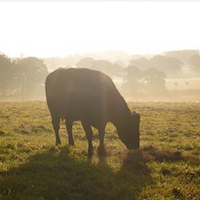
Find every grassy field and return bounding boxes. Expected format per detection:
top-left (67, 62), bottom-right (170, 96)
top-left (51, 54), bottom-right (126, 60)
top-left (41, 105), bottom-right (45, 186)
top-left (0, 101), bottom-right (200, 200)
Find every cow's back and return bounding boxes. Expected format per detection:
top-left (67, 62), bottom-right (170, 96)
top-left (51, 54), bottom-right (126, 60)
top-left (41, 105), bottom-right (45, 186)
top-left (45, 68), bottom-right (119, 123)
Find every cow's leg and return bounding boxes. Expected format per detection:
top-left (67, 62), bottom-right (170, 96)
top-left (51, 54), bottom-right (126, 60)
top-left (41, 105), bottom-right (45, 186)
top-left (66, 120), bottom-right (74, 145)
top-left (81, 121), bottom-right (93, 157)
top-left (98, 128), bottom-right (106, 156)
top-left (98, 128), bottom-right (105, 147)
top-left (52, 116), bottom-right (61, 145)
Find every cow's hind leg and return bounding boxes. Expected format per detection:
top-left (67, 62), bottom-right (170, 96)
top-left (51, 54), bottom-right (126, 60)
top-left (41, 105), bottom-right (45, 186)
top-left (98, 128), bottom-right (106, 156)
top-left (98, 128), bottom-right (105, 147)
top-left (66, 120), bottom-right (74, 145)
top-left (52, 116), bottom-right (61, 145)
top-left (81, 121), bottom-right (93, 157)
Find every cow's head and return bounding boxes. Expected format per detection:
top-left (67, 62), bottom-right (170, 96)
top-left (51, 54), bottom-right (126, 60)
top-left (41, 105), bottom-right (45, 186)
top-left (118, 111), bottom-right (140, 150)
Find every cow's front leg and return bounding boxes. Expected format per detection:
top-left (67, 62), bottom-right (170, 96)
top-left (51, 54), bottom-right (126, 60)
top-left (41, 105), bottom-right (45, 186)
top-left (52, 116), bottom-right (61, 145)
top-left (66, 120), bottom-right (74, 145)
top-left (81, 121), bottom-right (93, 157)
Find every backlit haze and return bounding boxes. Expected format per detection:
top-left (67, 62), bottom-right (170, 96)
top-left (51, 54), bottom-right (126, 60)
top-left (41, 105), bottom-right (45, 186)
top-left (1, 1), bottom-right (200, 58)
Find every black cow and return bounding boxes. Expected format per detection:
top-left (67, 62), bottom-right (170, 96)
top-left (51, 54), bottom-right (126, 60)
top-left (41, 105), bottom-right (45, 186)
top-left (45, 68), bottom-right (140, 156)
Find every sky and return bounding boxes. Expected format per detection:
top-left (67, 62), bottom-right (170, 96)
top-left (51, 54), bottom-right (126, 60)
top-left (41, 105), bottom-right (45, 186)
top-left (0, 1), bottom-right (200, 58)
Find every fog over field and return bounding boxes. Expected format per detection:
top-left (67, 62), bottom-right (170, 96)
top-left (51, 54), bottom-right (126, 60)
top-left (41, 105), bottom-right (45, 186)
top-left (1, 49), bottom-right (200, 102)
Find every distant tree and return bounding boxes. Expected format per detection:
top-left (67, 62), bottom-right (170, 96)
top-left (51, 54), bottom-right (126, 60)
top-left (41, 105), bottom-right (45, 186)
top-left (76, 57), bottom-right (95, 68)
top-left (129, 55), bottom-right (182, 78)
top-left (122, 65), bottom-right (167, 98)
top-left (149, 55), bottom-right (182, 77)
top-left (91, 60), bottom-right (123, 77)
top-left (165, 50), bottom-right (199, 64)
top-left (189, 55), bottom-right (200, 74)
top-left (16, 57), bottom-right (49, 98)
top-left (143, 68), bottom-right (167, 94)
top-left (122, 65), bottom-right (143, 96)
top-left (115, 60), bottom-right (126, 68)
top-left (0, 53), bottom-right (14, 96)
top-left (129, 57), bottom-right (150, 71)
top-left (76, 58), bottom-right (123, 77)
top-left (0, 54), bottom-right (49, 99)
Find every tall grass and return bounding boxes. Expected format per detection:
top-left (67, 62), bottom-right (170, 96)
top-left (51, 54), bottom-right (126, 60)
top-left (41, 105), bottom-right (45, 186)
top-left (0, 101), bottom-right (200, 199)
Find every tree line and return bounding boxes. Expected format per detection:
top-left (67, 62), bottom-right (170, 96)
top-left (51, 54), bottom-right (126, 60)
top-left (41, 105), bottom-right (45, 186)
top-left (0, 53), bottom-right (48, 100)
top-left (76, 54), bottom-right (200, 99)
top-left (1, 50), bottom-right (200, 100)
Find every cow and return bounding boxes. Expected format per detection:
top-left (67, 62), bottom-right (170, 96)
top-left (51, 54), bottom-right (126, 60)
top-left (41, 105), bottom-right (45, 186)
top-left (45, 68), bottom-right (140, 156)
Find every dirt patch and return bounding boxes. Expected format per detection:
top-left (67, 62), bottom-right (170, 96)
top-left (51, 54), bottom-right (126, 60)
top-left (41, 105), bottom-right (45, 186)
top-left (123, 145), bottom-right (200, 164)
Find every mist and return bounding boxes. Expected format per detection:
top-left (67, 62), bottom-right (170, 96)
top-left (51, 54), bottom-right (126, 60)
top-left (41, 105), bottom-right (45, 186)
top-left (1, 49), bottom-right (200, 102)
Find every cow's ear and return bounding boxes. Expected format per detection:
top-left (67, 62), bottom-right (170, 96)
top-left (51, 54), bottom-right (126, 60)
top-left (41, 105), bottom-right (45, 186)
top-left (132, 111), bottom-right (137, 115)
top-left (132, 111), bottom-right (140, 122)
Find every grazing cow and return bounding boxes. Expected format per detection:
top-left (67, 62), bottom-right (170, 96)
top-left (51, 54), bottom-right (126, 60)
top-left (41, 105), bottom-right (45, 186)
top-left (45, 68), bottom-right (140, 156)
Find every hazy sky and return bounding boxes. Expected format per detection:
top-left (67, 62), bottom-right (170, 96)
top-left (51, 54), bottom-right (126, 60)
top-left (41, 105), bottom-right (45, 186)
top-left (0, 1), bottom-right (200, 58)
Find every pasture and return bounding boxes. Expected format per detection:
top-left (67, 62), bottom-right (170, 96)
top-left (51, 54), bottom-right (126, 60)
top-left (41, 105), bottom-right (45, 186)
top-left (0, 101), bottom-right (200, 200)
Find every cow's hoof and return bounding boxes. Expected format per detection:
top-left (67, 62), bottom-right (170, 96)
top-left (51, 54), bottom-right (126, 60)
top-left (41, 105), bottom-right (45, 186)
top-left (88, 150), bottom-right (93, 157)
top-left (97, 144), bottom-right (107, 156)
top-left (56, 141), bottom-right (61, 146)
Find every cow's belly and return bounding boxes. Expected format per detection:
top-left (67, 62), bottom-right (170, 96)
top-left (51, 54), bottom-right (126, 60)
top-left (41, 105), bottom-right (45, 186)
top-left (55, 91), bottom-right (110, 128)
top-left (62, 107), bottom-right (109, 129)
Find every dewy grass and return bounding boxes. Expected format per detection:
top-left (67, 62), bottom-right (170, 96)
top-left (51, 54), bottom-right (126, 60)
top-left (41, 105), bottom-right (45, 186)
top-left (0, 101), bottom-right (200, 199)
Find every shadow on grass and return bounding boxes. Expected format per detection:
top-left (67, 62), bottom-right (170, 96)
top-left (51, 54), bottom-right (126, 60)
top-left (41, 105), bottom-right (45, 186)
top-left (131, 145), bottom-right (200, 164)
top-left (1, 144), bottom-right (199, 200)
top-left (0, 145), bottom-right (153, 200)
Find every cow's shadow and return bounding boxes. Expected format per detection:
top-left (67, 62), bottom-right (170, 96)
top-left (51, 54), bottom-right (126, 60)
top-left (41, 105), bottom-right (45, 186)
top-left (0, 146), bottom-right (153, 200)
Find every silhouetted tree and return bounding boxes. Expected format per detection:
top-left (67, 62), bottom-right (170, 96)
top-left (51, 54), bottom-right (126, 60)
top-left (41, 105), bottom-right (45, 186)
top-left (122, 65), bottom-right (167, 98)
top-left (165, 50), bottom-right (199, 64)
top-left (16, 57), bottom-right (49, 98)
top-left (0, 53), bottom-right (15, 96)
top-left (129, 55), bottom-right (182, 78)
top-left (189, 55), bottom-right (200, 74)
top-left (115, 60), bottom-right (126, 68)
top-left (149, 55), bottom-right (182, 77)
top-left (76, 57), bottom-right (94, 68)
top-left (91, 60), bottom-right (123, 77)
top-left (122, 65), bottom-right (143, 96)
top-left (129, 57), bottom-right (150, 71)
top-left (76, 58), bottom-right (123, 77)
top-left (143, 68), bottom-right (167, 94)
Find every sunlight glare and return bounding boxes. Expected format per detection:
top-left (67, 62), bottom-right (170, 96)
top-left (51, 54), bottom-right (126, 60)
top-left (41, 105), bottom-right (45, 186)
top-left (0, 1), bottom-right (200, 57)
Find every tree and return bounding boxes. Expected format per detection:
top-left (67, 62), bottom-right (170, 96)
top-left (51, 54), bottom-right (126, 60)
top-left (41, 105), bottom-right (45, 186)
top-left (129, 55), bottom-right (182, 78)
top-left (76, 58), bottom-right (123, 77)
top-left (189, 55), bottom-right (200, 74)
top-left (149, 55), bottom-right (182, 77)
top-left (122, 65), bottom-right (143, 96)
top-left (0, 54), bottom-right (49, 99)
top-left (122, 65), bottom-right (167, 98)
top-left (143, 68), bottom-right (167, 94)
top-left (15, 57), bottom-right (49, 98)
top-left (91, 60), bottom-right (123, 77)
top-left (76, 57), bottom-right (94, 68)
top-left (0, 53), bottom-right (14, 96)
top-left (165, 50), bottom-right (199, 64)
top-left (129, 57), bottom-right (150, 71)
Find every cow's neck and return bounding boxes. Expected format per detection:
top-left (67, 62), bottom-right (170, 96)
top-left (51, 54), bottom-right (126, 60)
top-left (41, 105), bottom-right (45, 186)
top-left (110, 104), bottom-right (131, 131)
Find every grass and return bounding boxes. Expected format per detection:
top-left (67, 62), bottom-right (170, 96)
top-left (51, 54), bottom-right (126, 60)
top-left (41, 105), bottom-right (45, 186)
top-left (0, 101), bottom-right (200, 199)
